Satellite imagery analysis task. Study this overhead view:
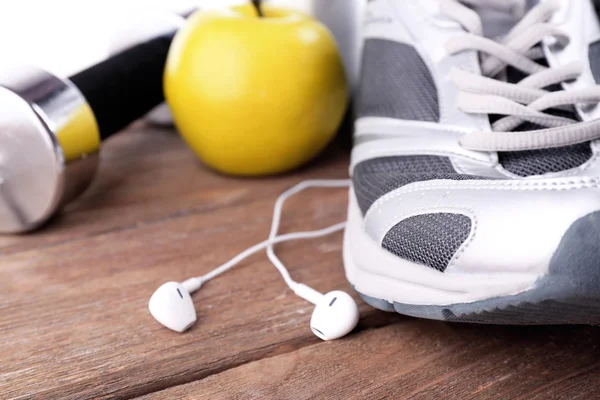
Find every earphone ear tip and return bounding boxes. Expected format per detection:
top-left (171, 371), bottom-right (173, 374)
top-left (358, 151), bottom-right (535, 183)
top-left (310, 290), bottom-right (359, 340)
top-left (148, 282), bottom-right (197, 333)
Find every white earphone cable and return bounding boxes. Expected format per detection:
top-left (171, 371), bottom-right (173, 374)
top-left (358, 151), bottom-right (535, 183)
top-left (182, 179), bottom-right (351, 297)
top-left (266, 179), bottom-right (351, 299)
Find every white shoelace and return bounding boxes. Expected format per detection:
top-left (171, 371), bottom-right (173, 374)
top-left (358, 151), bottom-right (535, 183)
top-left (442, 0), bottom-right (600, 151)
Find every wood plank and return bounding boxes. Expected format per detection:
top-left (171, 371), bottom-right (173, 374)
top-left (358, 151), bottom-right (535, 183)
top-left (0, 124), bottom-right (348, 254)
top-left (0, 126), bottom-right (398, 399)
top-left (139, 321), bottom-right (600, 400)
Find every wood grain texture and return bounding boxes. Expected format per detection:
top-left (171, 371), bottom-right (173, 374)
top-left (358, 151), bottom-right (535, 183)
top-left (0, 123), bottom-right (349, 254)
top-left (2, 124), bottom-right (600, 400)
top-left (0, 125), bottom-right (397, 400)
top-left (141, 322), bottom-right (600, 400)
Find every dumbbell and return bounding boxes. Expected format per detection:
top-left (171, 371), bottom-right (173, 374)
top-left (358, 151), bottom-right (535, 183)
top-left (0, 32), bottom-right (175, 234)
top-left (108, 10), bottom-right (190, 126)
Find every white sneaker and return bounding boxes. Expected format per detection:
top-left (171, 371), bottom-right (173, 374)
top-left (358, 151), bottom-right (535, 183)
top-left (344, 0), bottom-right (600, 324)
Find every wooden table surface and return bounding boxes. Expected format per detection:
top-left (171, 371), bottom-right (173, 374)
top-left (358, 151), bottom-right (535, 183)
top-left (1, 124), bottom-right (600, 400)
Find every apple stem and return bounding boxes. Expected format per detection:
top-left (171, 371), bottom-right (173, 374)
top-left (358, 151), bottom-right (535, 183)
top-left (252, 0), bottom-right (263, 17)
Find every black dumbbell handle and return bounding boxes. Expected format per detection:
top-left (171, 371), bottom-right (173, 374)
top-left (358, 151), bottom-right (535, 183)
top-left (69, 32), bottom-right (175, 140)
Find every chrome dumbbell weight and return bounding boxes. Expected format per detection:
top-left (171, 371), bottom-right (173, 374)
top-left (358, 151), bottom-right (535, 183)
top-left (0, 32), bottom-right (175, 233)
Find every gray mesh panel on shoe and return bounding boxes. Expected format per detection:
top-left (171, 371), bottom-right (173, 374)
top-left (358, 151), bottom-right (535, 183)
top-left (498, 142), bottom-right (593, 177)
top-left (382, 213), bottom-right (472, 272)
top-left (589, 40), bottom-right (600, 83)
top-left (356, 38), bottom-right (439, 121)
top-left (352, 155), bottom-right (486, 214)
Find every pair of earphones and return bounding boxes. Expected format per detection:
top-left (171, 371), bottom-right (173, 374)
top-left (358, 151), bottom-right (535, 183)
top-left (148, 180), bottom-right (360, 340)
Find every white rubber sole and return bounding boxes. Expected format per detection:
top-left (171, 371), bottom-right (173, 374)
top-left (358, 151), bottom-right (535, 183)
top-left (343, 189), bottom-right (540, 307)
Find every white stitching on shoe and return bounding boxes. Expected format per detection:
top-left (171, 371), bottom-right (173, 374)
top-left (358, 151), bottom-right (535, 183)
top-left (365, 177), bottom-right (600, 223)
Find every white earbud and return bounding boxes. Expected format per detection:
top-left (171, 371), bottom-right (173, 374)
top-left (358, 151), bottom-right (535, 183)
top-left (148, 180), bottom-right (358, 340)
top-left (310, 291), bottom-right (359, 341)
top-left (148, 281), bottom-right (196, 333)
top-left (291, 283), bottom-right (359, 340)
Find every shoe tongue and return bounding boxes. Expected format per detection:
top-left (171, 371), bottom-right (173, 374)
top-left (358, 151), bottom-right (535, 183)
top-left (470, 0), bottom-right (539, 39)
top-left (464, 1), bottom-right (592, 176)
